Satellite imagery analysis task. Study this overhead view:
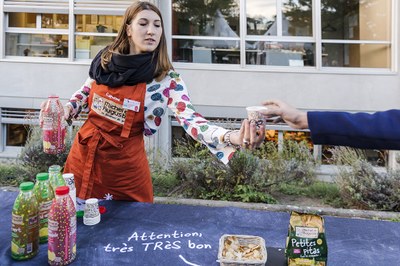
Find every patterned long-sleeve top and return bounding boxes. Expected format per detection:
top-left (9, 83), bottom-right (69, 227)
top-left (66, 71), bottom-right (236, 164)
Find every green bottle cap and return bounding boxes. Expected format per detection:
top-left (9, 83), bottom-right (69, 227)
top-left (76, 210), bottom-right (84, 218)
top-left (20, 182), bottom-right (34, 191)
top-left (36, 173), bottom-right (49, 181)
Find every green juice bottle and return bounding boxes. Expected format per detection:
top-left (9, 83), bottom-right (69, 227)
top-left (33, 173), bottom-right (54, 244)
top-left (11, 182), bottom-right (40, 260)
top-left (48, 165), bottom-right (65, 194)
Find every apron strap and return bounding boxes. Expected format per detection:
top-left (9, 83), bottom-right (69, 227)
top-left (78, 128), bottom-right (123, 199)
top-left (120, 83), bottom-right (146, 138)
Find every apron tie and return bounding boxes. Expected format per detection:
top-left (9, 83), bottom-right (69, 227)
top-left (78, 128), bottom-right (124, 199)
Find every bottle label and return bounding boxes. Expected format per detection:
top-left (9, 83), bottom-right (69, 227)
top-left (39, 201), bottom-right (52, 220)
top-left (42, 116), bottom-right (53, 130)
top-left (12, 213), bottom-right (23, 225)
top-left (11, 213), bottom-right (39, 259)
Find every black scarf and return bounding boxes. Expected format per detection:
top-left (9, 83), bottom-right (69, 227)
top-left (89, 48), bottom-right (157, 88)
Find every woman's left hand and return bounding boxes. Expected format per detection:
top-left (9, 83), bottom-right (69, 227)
top-left (230, 119), bottom-right (265, 149)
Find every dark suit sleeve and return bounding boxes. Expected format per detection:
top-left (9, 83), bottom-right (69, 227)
top-left (307, 110), bottom-right (400, 150)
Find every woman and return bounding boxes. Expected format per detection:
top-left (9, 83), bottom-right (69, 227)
top-left (56, 2), bottom-right (264, 204)
top-left (261, 99), bottom-right (400, 150)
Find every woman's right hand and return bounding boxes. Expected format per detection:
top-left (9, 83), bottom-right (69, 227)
top-left (39, 100), bottom-right (48, 128)
top-left (39, 100), bottom-right (73, 127)
top-left (63, 104), bottom-right (73, 125)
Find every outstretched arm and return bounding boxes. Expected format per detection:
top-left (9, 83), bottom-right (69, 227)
top-left (260, 99), bottom-right (308, 129)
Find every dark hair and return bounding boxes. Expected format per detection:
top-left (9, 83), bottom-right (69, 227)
top-left (101, 1), bottom-right (173, 81)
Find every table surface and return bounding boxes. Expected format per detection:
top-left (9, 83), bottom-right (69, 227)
top-left (0, 190), bottom-right (399, 266)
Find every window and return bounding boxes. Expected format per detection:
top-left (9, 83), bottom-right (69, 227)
top-left (0, 108), bottom-right (38, 149)
top-left (75, 15), bottom-right (123, 59)
top-left (321, 0), bottom-right (391, 68)
top-left (3, 0), bottom-right (131, 60)
top-left (171, 0), bottom-right (393, 70)
top-left (6, 13), bottom-right (69, 58)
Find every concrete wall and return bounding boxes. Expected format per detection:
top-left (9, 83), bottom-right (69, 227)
top-left (0, 61), bottom-right (89, 109)
top-left (175, 68), bottom-right (400, 117)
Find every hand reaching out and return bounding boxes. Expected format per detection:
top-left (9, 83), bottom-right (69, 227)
top-left (260, 99), bottom-right (309, 129)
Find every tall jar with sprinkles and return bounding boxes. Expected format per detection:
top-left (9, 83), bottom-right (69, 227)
top-left (48, 186), bottom-right (76, 265)
top-left (42, 95), bottom-right (66, 154)
top-left (33, 173), bottom-right (54, 244)
top-left (11, 182), bottom-right (39, 260)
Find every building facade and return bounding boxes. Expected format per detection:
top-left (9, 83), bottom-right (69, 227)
top-left (0, 0), bottom-right (399, 160)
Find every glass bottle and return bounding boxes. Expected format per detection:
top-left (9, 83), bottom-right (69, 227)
top-left (42, 95), bottom-right (66, 154)
top-left (48, 165), bottom-right (65, 193)
top-left (33, 173), bottom-right (54, 244)
top-left (11, 182), bottom-right (39, 260)
top-left (48, 186), bottom-right (77, 266)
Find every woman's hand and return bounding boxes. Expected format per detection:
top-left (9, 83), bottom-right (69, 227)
top-left (39, 100), bottom-right (48, 128)
top-left (64, 105), bottom-right (73, 125)
top-left (39, 100), bottom-right (73, 127)
top-left (260, 99), bottom-right (309, 129)
top-left (229, 119), bottom-right (265, 149)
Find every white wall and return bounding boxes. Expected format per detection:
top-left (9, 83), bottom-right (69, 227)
top-left (0, 61), bottom-right (89, 109)
top-left (176, 68), bottom-right (400, 116)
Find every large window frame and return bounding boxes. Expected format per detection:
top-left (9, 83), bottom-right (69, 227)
top-left (0, 0), bottom-right (134, 62)
top-left (166, 0), bottom-right (398, 74)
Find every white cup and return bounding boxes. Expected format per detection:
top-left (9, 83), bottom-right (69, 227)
top-left (62, 173), bottom-right (76, 211)
top-left (83, 198), bottom-right (101, 226)
top-left (246, 106), bottom-right (267, 125)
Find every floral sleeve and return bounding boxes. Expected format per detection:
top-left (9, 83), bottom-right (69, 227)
top-left (66, 77), bottom-right (93, 118)
top-left (166, 72), bottom-right (236, 164)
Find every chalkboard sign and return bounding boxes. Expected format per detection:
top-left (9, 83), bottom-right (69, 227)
top-left (1, 191), bottom-right (400, 266)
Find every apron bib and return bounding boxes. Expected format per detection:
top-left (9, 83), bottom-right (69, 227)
top-left (64, 82), bottom-right (153, 202)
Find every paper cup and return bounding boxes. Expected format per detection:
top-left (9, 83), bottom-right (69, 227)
top-left (62, 173), bottom-right (77, 211)
top-left (83, 198), bottom-right (101, 226)
top-left (246, 106), bottom-right (267, 125)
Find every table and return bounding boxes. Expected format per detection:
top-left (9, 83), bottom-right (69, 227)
top-left (0, 190), bottom-right (399, 265)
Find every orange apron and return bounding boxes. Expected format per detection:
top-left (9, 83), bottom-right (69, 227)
top-left (64, 82), bottom-right (153, 202)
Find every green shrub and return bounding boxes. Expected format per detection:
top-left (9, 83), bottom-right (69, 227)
top-left (18, 125), bottom-right (76, 174)
top-left (158, 138), bottom-right (317, 203)
top-left (278, 181), bottom-right (344, 207)
top-left (330, 147), bottom-right (400, 211)
top-left (0, 164), bottom-right (31, 186)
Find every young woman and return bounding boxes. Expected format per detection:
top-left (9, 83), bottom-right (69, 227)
top-left (57, 2), bottom-right (264, 204)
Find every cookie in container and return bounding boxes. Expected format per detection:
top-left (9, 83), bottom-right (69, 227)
top-left (217, 234), bottom-right (267, 266)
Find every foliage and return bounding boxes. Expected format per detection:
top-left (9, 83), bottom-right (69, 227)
top-left (18, 125), bottom-right (76, 176)
top-left (0, 164), bottom-right (31, 186)
top-left (150, 150), bottom-right (182, 197)
top-left (330, 147), bottom-right (400, 212)
top-left (159, 138), bottom-right (317, 204)
top-left (277, 181), bottom-right (344, 208)
top-left (254, 140), bottom-right (317, 186)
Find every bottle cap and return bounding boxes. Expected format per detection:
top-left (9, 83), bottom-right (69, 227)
top-left (36, 173), bottom-right (49, 181)
top-left (20, 182), bottom-right (34, 191)
top-left (55, 186), bottom-right (69, 195)
top-left (49, 165), bottom-right (61, 172)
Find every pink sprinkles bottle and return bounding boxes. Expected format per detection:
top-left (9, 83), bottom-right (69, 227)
top-left (48, 186), bottom-right (76, 265)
